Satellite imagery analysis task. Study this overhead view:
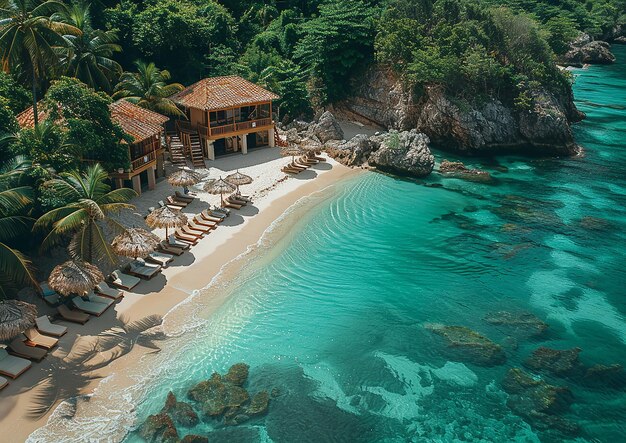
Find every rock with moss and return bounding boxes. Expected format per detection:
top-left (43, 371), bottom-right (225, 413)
top-left (162, 391), bottom-right (198, 427)
top-left (188, 373), bottom-right (228, 416)
top-left (483, 311), bottom-right (548, 337)
top-left (369, 130), bottom-right (434, 177)
top-left (138, 412), bottom-right (179, 443)
top-left (426, 324), bottom-right (506, 366)
top-left (439, 160), bottom-right (491, 182)
top-left (246, 391), bottom-right (270, 416)
top-left (180, 436), bottom-right (208, 443)
top-left (523, 347), bottom-right (582, 376)
top-left (582, 364), bottom-right (626, 388)
top-left (225, 363), bottom-right (249, 386)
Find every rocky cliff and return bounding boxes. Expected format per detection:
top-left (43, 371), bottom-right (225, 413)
top-left (561, 33), bottom-right (616, 66)
top-left (334, 65), bottom-right (584, 156)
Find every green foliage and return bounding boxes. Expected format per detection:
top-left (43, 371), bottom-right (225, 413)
top-left (12, 120), bottom-right (80, 172)
top-left (0, 72), bottom-right (32, 112)
top-left (45, 77), bottom-right (131, 171)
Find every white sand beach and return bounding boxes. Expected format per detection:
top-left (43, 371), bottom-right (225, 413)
top-left (0, 147), bottom-right (360, 442)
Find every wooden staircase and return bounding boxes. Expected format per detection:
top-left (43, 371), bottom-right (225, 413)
top-left (274, 125), bottom-right (288, 147)
top-left (186, 132), bottom-right (205, 168)
top-left (167, 132), bottom-right (187, 166)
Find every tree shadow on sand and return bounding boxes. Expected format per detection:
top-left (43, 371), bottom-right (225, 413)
top-left (26, 315), bottom-right (166, 420)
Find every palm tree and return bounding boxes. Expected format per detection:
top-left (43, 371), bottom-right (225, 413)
top-left (0, 156), bottom-right (37, 298)
top-left (54, 1), bottom-right (121, 92)
top-left (34, 163), bottom-right (137, 266)
top-left (0, 0), bottom-right (80, 124)
top-left (113, 61), bottom-right (184, 117)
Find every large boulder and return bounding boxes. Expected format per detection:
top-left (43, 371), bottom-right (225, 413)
top-left (562, 34), bottom-right (616, 65)
top-left (138, 412), bottom-right (179, 443)
top-left (246, 391), bottom-right (270, 416)
top-left (523, 347), bottom-right (582, 376)
top-left (483, 311), bottom-right (548, 338)
top-left (325, 134), bottom-right (380, 167)
top-left (188, 373), bottom-right (229, 416)
top-left (312, 111), bottom-right (344, 143)
top-left (225, 363), bottom-right (249, 387)
top-left (438, 160), bottom-right (491, 182)
top-left (426, 324), bottom-right (507, 366)
top-left (369, 130), bottom-right (434, 177)
top-left (162, 392), bottom-right (198, 427)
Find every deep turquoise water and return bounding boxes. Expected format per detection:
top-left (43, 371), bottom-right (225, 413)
top-left (126, 46), bottom-right (626, 443)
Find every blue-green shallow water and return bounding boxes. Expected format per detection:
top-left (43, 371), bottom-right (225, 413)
top-left (127, 46), bottom-right (626, 443)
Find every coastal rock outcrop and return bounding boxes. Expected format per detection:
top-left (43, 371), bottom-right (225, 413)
top-left (523, 347), bottom-right (582, 376)
top-left (180, 436), bottom-right (208, 443)
top-left (502, 368), bottom-right (578, 435)
top-left (162, 392), bottom-right (198, 427)
top-left (311, 111), bottom-right (344, 143)
top-left (138, 412), bottom-right (179, 443)
top-left (562, 34), bottom-right (616, 65)
top-left (483, 311), bottom-right (548, 337)
top-left (325, 134), bottom-right (379, 167)
top-left (426, 324), bottom-right (507, 367)
top-left (368, 130), bottom-right (434, 177)
top-left (438, 160), bottom-right (491, 182)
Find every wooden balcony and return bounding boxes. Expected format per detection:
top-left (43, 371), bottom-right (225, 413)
top-left (182, 118), bottom-right (273, 140)
top-left (110, 149), bottom-right (161, 180)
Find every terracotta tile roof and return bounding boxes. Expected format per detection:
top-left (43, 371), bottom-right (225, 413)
top-left (170, 75), bottom-right (279, 111)
top-left (16, 100), bottom-right (169, 143)
top-left (109, 100), bottom-right (169, 142)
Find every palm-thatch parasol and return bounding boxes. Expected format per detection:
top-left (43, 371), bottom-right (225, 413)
top-left (281, 144), bottom-right (304, 163)
top-left (0, 300), bottom-right (37, 341)
top-left (146, 206), bottom-right (188, 238)
top-left (167, 168), bottom-right (201, 193)
top-left (112, 227), bottom-right (161, 259)
top-left (204, 177), bottom-right (236, 207)
top-left (225, 170), bottom-right (253, 194)
top-left (49, 260), bottom-right (104, 297)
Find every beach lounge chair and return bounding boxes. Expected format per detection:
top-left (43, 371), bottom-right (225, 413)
top-left (187, 222), bottom-right (211, 234)
top-left (167, 196), bottom-right (188, 207)
top-left (174, 229), bottom-right (199, 245)
top-left (95, 282), bottom-right (124, 300)
top-left (158, 242), bottom-right (185, 256)
top-left (126, 260), bottom-right (161, 280)
top-left (193, 216), bottom-right (217, 229)
top-left (24, 328), bottom-right (58, 350)
top-left (146, 251), bottom-right (174, 267)
top-left (200, 210), bottom-right (223, 223)
top-left (282, 166), bottom-right (300, 174)
top-left (290, 162), bottom-right (308, 170)
top-left (0, 349), bottom-right (31, 378)
top-left (175, 191), bottom-right (195, 203)
top-left (235, 192), bottom-right (253, 203)
top-left (160, 199), bottom-right (185, 211)
top-left (211, 206), bottom-right (230, 216)
top-left (72, 296), bottom-right (110, 316)
top-left (108, 270), bottom-right (141, 290)
top-left (167, 235), bottom-right (191, 249)
top-left (180, 226), bottom-right (203, 239)
top-left (35, 316), bottom-right (67, 337)
top-left (222, 200), bottom-right (242, 210)
top-left (0, 376), bottom-right (7, 389)
top-left (227, 195), bottom-right (247, 205)
top-left (40, 282), bottom-right (61, 305)
top-left (7, 336), bottom-right (47, 362)
top-left (57, 305), bottom-right (89, 324)
top-left (86, 292), bottom-right (115, 308)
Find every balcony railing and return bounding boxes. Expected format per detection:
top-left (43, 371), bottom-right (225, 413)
top-left (130, 149), bottom-right (156, 171)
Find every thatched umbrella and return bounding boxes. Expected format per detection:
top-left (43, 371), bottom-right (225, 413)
top-left (168, 168), bottom-right (201, 193)
top-left (281, 144), bottom-right (303, 163)
top-left (0, 300), bottom-right (37, 341)
top-left (204, 177), bottom-right (236, 207)
top-left (225, 170), bottom-right (253, 194)
top-left (49, 260), bottom-right (104, 297)
top-left (146, 206), bottom-right (188, 238)
top-left (112, 227), bottom-right (160, 259)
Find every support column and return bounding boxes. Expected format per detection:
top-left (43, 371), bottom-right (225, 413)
top-left (207, 141), bottom-right (215, 160)
top-left (268, 128), bottom-right (275, 148)
top-left (115, 178), bottom-right (124, 189)
top-left (147, 165), bottom-right (156, 190)
top-left (241, 134), bottom-right (248, 154)
top-left (156, 152), bottom-right (164, 178)
top-left (131, 175), bottom-right (142, 196)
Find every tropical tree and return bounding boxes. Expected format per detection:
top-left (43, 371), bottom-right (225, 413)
top-left (34, 163), bottom-right (137, 267)
top-left (0, 0), bottom-right (80, 125)
top-left (54, 1), bottom-right (122, 92)
top-left (0, 156), bottom-right (37, 298)
top-left (113, 61), bottom-right (184, 116)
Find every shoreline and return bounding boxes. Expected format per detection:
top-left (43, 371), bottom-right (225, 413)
top-left (0, 152), bottom-right (362, 442)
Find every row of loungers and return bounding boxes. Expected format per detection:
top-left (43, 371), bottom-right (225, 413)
top-left (282, 155), bottom-right (323, 174)
top-left (0, 316), bottom-right (68, 386)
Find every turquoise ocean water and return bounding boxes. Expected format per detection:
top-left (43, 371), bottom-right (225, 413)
top-left (126, 47), bottom-right (626, 443)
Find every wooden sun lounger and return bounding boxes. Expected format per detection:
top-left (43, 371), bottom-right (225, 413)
top-left (175, 191), bottom-right (195, 203)
top-left (86, 292), bottom-right (115, 308)
top-left (160, 199), bottom-right (185, 211)
top-left (24, 328), bottom-right (58, 350)
top-left (35, 315), bottom-right (67, 337)
top-left (167, 196), bottom-right (188, 207)
top-left (222, 200), bottom-right (242, 210)
top-left (175, 229), bottom-right (198, 244)
top-left (227, 195), bottom-right (247, 205)
top-left (57, 305), bottom-right (89, 324)
top-left (95, 282), bottom-right (124, 299)
top-left (200, 210), bottom-right (223, 223)
top-left (40, 282), bottom-right (61, 306)
top-left (108, 270), bottom-right (141, 290)
top-left (282, 166), bottom-right (301, 174)
top-left (0, 376), bottom-right (7, 389)
top-left (181, 225), bottom-right (204, 238)
top-left (0, 349), bottom-right (31, 378)
top-left (158, 242), bottom-right (185, 256)
top-left (126, 260), bottom-right (161, 280)
top-left (187, 222), bottom-right (211, 234)
top-left (146, 251), bottom-right (174, 267)
top-left (166, 236), bottom-right (191, 249)
top-left (193, 216), bottom-right (217, 229)
top-left (72, 296), bottom-right (110, 316)
top-left (7, 337), bottom-right (47, 362)
top-left (289, 161), bottom-right (307, 170)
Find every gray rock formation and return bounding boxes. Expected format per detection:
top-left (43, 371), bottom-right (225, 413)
top-left (438, 160), bottom-right (491, 182)
top-left (325, 134), bottom-right (380, 167)
top-left (369, 130), bottom-right (434, 177)
top-left (311, 111), bottom-right (344, 143)
top-left (562, 34), bottom-right (616, 65)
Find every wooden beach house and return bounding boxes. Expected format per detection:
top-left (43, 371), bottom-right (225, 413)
top-left (168, 75), bottom-right (280, 166)
top-left (16, 100), bottom-right (169, 195)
